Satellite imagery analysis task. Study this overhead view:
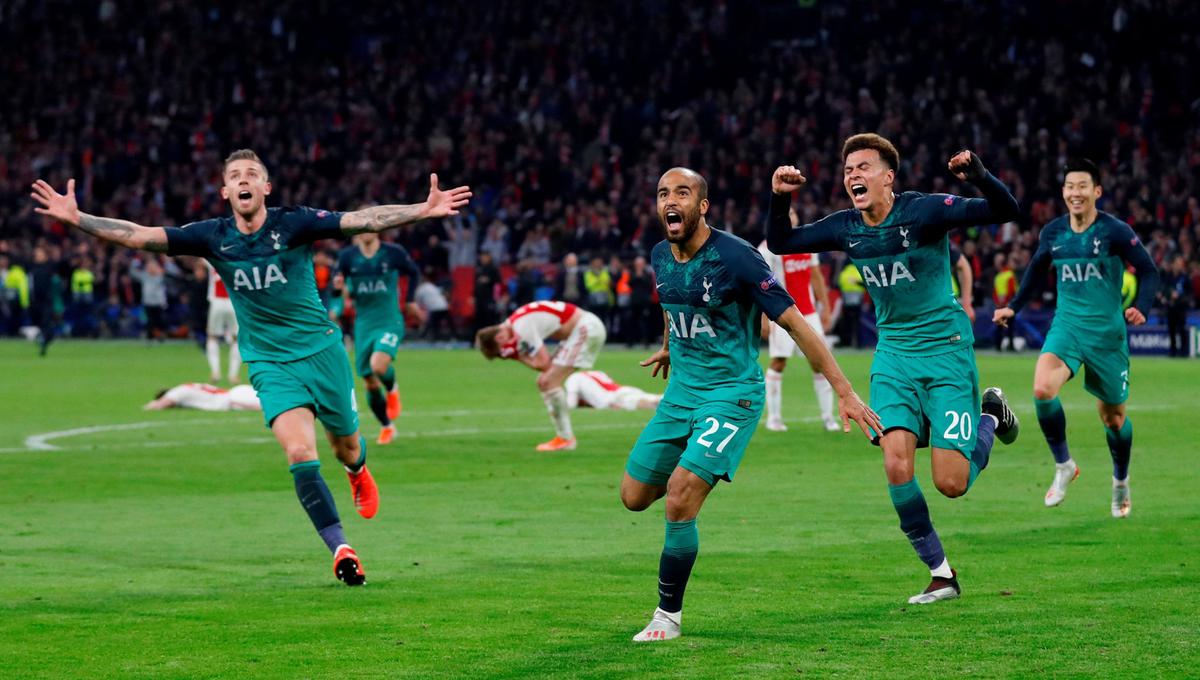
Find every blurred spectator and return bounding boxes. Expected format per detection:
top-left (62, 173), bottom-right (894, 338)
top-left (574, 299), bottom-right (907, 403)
top-left (584, 256), bottom-right (614, 325)
top-left (555, 253), bottom-right (586, 307)
top-left (130, 257), bottom-right (168, 342)
top-left (69, 256), bottom-right (98, 338)
top-left (473, 251), bottom-right (502, 332)
top-left (28, 246), bottom-right (62, 355)
top-left (414, 271), bottom-right (451, 340)
top-left (1162, 255), bottom-right (1192, 357)
top-left (837, 264), bottom-right (865, 348)
top-left (626, 256), bottom-right (657, 346)
top-left (992, 254), bottom-right (1018, 351)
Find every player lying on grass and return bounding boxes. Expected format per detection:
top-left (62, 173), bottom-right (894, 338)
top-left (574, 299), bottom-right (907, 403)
top-left (564, 370), bottom-right (661, 411)
top-left (32, 149), bottom-right (470, 585)
top-left (476, 300), bottom-right (607, 452)
top-left (767, 134), bottom-right (1021, 605)
top-left (993, 158), bottom-right (1159, 518)
top-left (336, 232), bottom-right (423, 445)
top-left (144, 383), bottom-right (261, 411)
top-left (623, 167), bottom-right (881, 642)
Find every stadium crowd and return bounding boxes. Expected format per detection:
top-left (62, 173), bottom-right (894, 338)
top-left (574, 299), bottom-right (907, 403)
top-left (1, 0), bottom-right (1198, 350)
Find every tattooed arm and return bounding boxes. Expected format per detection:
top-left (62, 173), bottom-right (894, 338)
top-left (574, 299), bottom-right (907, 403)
top-left (340, 173), bottom-right (472, 235)
top-left (31, 179), bottom-right (168, 252)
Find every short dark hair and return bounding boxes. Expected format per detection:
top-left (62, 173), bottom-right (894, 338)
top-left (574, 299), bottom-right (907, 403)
top-left (841, 133), bottom-right (900, 171)
top-left (223, 149), bottom-right (269, 178)
top-left (660, 167), bottom-right (708, 201)
top-left (1062, 158), bottom-right (1101, 186)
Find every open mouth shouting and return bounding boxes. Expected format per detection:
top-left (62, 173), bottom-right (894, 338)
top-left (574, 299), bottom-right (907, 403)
top-left (665, 209), bottom-right (683, 227)
top-left (850, 184), bottom-right (868, 198)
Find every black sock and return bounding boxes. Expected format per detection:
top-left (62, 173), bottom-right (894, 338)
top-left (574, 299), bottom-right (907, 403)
top-left (290, 461), bottom-right (344, 553)
top-left (657, 519), bottom-right (699, 613)
top-left (367, 388), bottom-right (390, 426)
top-left (380, 367), bottom-right (396, 392)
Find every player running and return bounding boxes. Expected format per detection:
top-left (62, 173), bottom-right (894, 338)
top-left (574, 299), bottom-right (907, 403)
top-left (767, 134), bottom-right (1021, 605)
top-left (475, 300), bottom-right (608, 451)
top-left (623, 167), bottom-right (880, 642)
top-left (336, 232), bottom-right (422, 445)
top-left (31, 149), bottom-right (470, 585)
top-left (993, 158), bottom-right (1158, 518)
top-left (204, 262), bottom-right (242, 383)
top-left (758, 209), bottom-right (839, 432)
top-left (564, 370), bottom-right (662, 411)
top-left (144, 382), bottom-right (261, 411)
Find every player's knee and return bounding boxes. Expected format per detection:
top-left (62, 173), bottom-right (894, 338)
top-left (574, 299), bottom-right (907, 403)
top-left (933, 474), bottom-right (967, 499)
top-left (1099, 411), bottom-right (1125, 429)
top-left (283, 442), bottom-right (318, 464)
top-left (882, 457), bottom-right (910, 485)
top-left (1032, 383), bottom-right (1058, 401)
top-left (364, 375), bottom-right (381, 390)
top-left (620, 489), bottom-right (651, 512)
top-left (370, 356), bottom-right (390, 376)
top-left (536, 373), bottom-right (558, 392)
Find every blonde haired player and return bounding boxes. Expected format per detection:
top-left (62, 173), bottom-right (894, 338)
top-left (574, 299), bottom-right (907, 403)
top-left (476, 300), bottom-right (607, 451)
top-left (759, 207), bottom-right (838, 432)
top-left (204, 261), bottom-right (242, 383)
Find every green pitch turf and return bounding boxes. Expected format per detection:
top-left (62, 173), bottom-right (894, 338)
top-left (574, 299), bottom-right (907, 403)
top-left (0, 340), bottom-right (1196, 679)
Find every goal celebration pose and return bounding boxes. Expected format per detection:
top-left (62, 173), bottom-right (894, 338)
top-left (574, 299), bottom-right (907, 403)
top-left (994, 158), bottom-right (1158, 517)
top-left (32, 150), bottom-right (470, 584)
top-left (622, 167), bottom-right (880, 642)
top-left (337, 232), bottom-right (422, 445)
top-left (767, 134), bottom-right (1021, 604)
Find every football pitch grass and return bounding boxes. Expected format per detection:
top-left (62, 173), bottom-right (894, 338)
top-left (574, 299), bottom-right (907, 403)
top-left (0, 340), bottom-right (1196, 679)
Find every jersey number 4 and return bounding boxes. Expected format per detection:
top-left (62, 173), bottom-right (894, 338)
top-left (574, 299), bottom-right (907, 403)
top-left (696, 417), bottom-right (740, 456)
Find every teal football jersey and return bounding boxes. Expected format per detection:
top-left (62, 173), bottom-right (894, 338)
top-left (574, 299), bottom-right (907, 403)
top-left (337, 242), bottom-right (420, 332)
top-left (1010, 212), bottom-right (1158, 341)
top-left (166, 206), bottom-right (345, 362)
top-left (767, 173), bottom-right (1019, 355)
top-left (652, 228), bottom-right (794, 406)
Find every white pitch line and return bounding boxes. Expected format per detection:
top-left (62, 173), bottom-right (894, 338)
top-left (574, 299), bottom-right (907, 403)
top-left (2, 421), bottom-right (644, 454)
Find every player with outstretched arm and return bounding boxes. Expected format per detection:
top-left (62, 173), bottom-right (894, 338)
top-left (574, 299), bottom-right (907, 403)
top-left (767, 134), bottom-right (1021, 605)
top-left (32, 149), bottom-right (470, 585)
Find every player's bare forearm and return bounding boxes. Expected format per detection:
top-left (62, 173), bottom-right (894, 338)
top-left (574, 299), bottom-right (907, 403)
top-left (340, 204), bottom-right (429, 235)
top-left (78, 213), bottom-right (168, 252)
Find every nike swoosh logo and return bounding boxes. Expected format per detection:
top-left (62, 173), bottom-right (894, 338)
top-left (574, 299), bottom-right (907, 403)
top-left (1052, 245), bottom-right (1062, 251)
top-left (220, 243), bottom-right (234, 251)
top-left (704, 452), bottom-right (722, 458)
top-left (656, 283), bottom-right (666, 289)
top-left (848, 240), bottom-right (862, 247)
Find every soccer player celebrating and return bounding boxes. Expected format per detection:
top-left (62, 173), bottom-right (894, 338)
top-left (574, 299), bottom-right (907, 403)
top-left (993, 158), bottom-right (1158, 517)
top-left (336, 232), bottom-right (422, 445)
top-left (758, 210), bottom-right (839, 432)
top-left (564, 370), bottom-right (662, 411)
top-left (31, 150), bottom-right (470, 585)
top-left (144, 382), bottom-right (261, 412)
top-left (475, 300), bottom-right (607, 451)
top-left (623, 167), bottom-right (880, 642)
top-left (767, 134), bottom-right (1021, 604)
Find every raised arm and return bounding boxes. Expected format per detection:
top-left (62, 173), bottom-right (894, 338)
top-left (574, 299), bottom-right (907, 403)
top-left (31, 179), bottom-right (168, 252)
top-left (340, 174), bottom-right (472, 235)
top-left (915, 151), bottom-right (1020, 237)
top-left (766, 170), bottom-right (845, 254)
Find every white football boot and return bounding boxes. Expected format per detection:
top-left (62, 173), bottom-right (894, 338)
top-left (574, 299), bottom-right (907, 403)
top-left (632, 608), bottom-right (681, 642)
top-left (1111, 479), bottom-right (1131, 518)
top-left (1044, 459), bottom-right (1079, 507)
top-left (822, 416), bottom-right (841, 432)
top-left (907, 570), bottom-right (961, 605)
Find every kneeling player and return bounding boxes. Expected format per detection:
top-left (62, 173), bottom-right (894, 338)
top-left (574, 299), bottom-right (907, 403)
top-left (144, 383), bottom-right (261, 411)
top-left (564, 370), bottom-right (662, 411)
top-left (476, 300), bottom-right (607, 451)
